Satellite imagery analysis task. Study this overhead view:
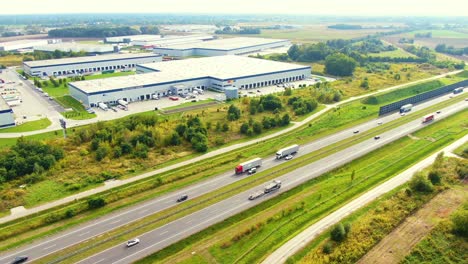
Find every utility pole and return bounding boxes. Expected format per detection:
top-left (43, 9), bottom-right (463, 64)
top-left (59, 118), bottom-right (67, 138)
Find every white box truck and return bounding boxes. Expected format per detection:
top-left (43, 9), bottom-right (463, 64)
top-left (98, 102), bottom-right (109, 111)
top-left (235, 158), bottom-right (262, 174)
top-left (276, 144), bottom-right (299, 159)
top-left (118, 99), bottom-right (128, 107)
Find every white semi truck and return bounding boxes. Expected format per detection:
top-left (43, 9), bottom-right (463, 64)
top-left (235, 158), bottom-right (262, 174)
top-left (118, 99), bottom-right (128, 107)
top-left (276, 144), bottom-right (299, 159)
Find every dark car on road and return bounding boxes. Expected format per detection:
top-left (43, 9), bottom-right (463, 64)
top-left (177, 194), bottom-right (188, 202)
top-left (11, 256), bottom-right (28, 264)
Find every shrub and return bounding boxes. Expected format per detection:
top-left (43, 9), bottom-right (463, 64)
top-left (428, 170), bottom-right (441, 185)
top-left (409, 172), bottom-right (434, 193)
top-left (330, 222), bottom-right (346, 242)
top-left (323, 241), bottom-right (333, 254)
top-left (88, 197), bottom-right (106, 209)
top-left (240, 123), bottom-right (249, 134)
top-left (451, 208), bottom-right (468, 237)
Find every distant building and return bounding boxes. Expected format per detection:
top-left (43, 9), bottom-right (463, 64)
top-left (23, 53), bottom-right (162, 77)
top-left (153, 37), bottom-right (290, 57)
top-left (0, 98), bottom-right (15, 129)
top-left (131, 35), bottom-right (215, 48)
top-left (0, 39), bottom-right (49, 51)
top-left (69, 55), bottom-right (310, 107)
top-left (104, 34), bottom-right (162, 44)
top-left (34, 42), bottom-right (117, 55)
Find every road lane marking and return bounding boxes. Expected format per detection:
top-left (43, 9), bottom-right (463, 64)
top-left (110, 220), bottom-right (121, 225)
top-left (78, 231), bottom-right (90, 237)
top-left (139, 209), bottom-right (149, 214)
top-left (95, 258), bottom-right (107, 264)
top-left (43, 244), bottom-right (56, 250)
top-left (160, 230), bottom-right (169, 235)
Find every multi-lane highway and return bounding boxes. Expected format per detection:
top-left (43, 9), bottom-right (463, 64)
top-left (77, 100), bottom-right (467, 264)
top-left (0, 93), bottom-right (464, 263)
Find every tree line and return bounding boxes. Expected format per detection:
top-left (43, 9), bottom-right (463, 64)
top-left (48, 25), bottom-right (159, 38)
top-left (215, 26), bottom-right (261, 35)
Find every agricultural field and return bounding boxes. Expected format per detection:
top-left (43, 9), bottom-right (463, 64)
top-left (231, 24), bottom-right (395, 44)
top-left (367, 48), bottom-right (417, 58)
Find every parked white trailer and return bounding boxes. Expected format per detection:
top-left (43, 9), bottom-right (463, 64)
top-left (276, 144), bottom-right (299, 159)
top-left (98, 102), bottom-right (109, 111)
top-left (235, 157), bottom-right (262, 174)
top-left (118, 99), bottom-right (128, 107)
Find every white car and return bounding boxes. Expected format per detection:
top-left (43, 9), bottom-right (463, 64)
top-left (284, 155), bottom-right (293, 160)
top-left (126, 238), bottom-right (140, 247)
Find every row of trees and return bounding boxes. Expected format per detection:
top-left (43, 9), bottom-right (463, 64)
top-left (48, 26), bottom-right (159, 38)
top-left (23, 50), bottom-right (88, 62)
top-left (215, 26), bottom-right (261, 35)
top-left (435, 44), bottom-right (468, 56)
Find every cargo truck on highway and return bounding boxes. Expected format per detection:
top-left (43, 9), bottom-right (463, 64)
top-left (276, 144), bottom-right (299, 159)
top-left (264, 180), bottom-right (282, 193)
top-left (399, 104), bottom-right (413, 113)
top-left (235, 158), bottom-right (262, 174)
top-left (422, 114), bottom-right (434, 123)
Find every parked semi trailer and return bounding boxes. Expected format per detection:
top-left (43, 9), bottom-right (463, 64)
top-left (276, 144), bottom-right (299, 159)
top-left (98, 102), bottom-right (109, 111)
top-left (235, 158), bottom-right (262, 174)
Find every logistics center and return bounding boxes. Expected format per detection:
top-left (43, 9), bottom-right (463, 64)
top-left (153, 37), bottom-right (290, 57)
top-left (0, 98), bottom-right (15, 128)
top-left (69, 55), bottom-right (310, 107)
top-left (23, 53), bottom-right (162, 77)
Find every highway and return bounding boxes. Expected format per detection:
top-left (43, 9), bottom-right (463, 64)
top-left (77, 100), bottom-right (467, 264)
top-left (0, 96), bottom-right (464, 264)
top-left (262, 134), bottom-right (468, 264)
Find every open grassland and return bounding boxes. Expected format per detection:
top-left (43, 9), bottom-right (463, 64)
top-left (135, 107), bottom-right (468, 264)
top-left (0, 55), bottom-right (23, 66)
top-left (407, 29), bottom-right (468, 38)
top-left (401, 202), bottom-right (468, 264)
top-left (453, 141), bottom-right (468, 158)
top-left (367, 48), bottom-right (417, 58)
top-left (0, 118), bottom-right (51, 133)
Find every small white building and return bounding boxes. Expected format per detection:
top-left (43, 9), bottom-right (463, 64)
top-left (153, 37), bottom-right (290, 57)
top-left (0, 39), bottom-right (49, 52)
top-left (105, 34), bottom-right (162, 44)
top-left (23, 53), bottom-right (162, 77)
top-left (0, 98), bottom-right (15, 129)
top-left (69, 55), bottom-right (310, 107)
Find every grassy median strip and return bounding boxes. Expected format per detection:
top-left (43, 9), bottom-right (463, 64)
top-left (134, 108), bottom-right (467, 264)
top-left (36, 107), bottom-right (467, 263)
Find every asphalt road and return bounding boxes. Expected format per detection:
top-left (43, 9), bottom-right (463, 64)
top-left (76, 101), bottom-right (466, 264)
top-left (0, 95), bottom-right (464, 264)
top-left (262, 133), bottom-right (468, 264)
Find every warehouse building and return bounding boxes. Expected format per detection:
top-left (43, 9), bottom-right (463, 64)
top-left (0, 98), bottom-right (15, 129)
top-left (153, 37), bottom-right (290, 57)
top-left (23, 53), bottom-right (162, 77)
top-left (69, 55), bottom-right (310, 107)
top-left (34, 42), bottom-right (117, 54)
top-left (0, 39), bottom-right (49, 51)
top-left (105, 34), bottom-right (162, 44)
top-left (131, 34), bottom-right (215, 48)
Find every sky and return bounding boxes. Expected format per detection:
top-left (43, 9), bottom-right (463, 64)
top-left (1, 0), bottom-right (467, 16)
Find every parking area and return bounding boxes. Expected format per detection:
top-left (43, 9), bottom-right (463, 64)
top-left (0, 68), bottom-right (62, 125)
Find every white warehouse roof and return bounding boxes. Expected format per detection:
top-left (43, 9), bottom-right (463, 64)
top-left (71, 55), bottom-right (309, 94)
top-left (34, 42), bottom-right (114, 53)
top-left (156, 37), bottom-right (288, 51)
top-left (24, 53), bottom-right (161, 68)
top-left (105, 34), bottom-right (161, 43)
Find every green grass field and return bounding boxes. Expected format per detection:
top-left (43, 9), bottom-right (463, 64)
top-left (408, 29), bottom-right (468, 38)
top-left (0, 118), bottom-right (51, 133)
top-left (453, 141), bottom-right (468, 158)
top-left (55, 95), bottom-right (96, 120)
top-left (368, 48), bottom-right (417, 58)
